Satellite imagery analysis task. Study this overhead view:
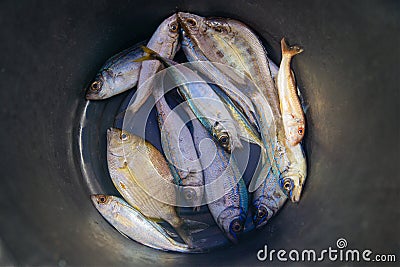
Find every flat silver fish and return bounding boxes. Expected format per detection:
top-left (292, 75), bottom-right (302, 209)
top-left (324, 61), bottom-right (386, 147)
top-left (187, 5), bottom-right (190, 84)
top-left (107, 128), bottom-right (207, 247)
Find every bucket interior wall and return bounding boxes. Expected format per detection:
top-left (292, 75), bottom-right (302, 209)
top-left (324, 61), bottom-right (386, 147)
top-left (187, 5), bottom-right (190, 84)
top-left (0, 0), bottom-right (398, 265)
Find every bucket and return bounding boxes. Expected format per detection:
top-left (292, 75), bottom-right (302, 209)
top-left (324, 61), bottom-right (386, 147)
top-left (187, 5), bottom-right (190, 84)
top-left (0, 1), bottom-right (398, 265)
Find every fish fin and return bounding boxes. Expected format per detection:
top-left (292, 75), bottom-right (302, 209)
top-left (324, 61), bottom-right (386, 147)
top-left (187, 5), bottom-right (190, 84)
top-left (281, 38), bottom-right (303, 56)
top-left (133, 46), bottom-right (161, 63)
top-left (162, 220), bottom-right (208, 238)
top-left (182, 219), bottom-right (209, 234)
top-left (174, 224), bottom-right (194, 248)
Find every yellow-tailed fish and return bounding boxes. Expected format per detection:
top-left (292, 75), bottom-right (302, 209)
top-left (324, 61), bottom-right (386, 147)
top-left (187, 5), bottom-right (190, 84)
top-left (117, 14), bottom-right (179, 119)
top-left (91, 195), bottom-right (203, 253)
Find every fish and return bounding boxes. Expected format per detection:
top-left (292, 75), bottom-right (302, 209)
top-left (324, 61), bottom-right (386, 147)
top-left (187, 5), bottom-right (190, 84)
top-left (180, 31), bottom-right (273, 194)
top-left (277, 38), bottom-right (305, 146)
top-left (118, 14), bottom-right (180, 118)
top-left (135, 46), bottom-right (243, 153)
top-left (178, 12), bottom-right (307, 202)
top-left (252, 170), bottom-right (287, 228)
top-left (86, 41), bottom-right (144, 100)
top-left (107, 128), bottom-right (208, 247)
top-left (182, 103), bottom-right (248, 243)
top-left (152, 76), bottom-right (204, 209)
top-left (180, 31), bottom-right (259, 131)
top-left (91, 194), bottom-right (203, 253)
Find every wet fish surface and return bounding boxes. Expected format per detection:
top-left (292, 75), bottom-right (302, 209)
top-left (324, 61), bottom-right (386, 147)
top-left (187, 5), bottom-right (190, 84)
top-left (86, 42), bottom-right (145, 100)
top-left (91, 194), bottom-right (201, 252)
top-left (277, 38), bottom-right (305, 146)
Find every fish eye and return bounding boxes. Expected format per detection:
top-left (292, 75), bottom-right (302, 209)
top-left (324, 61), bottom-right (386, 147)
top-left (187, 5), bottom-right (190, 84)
top-left (219, 135), bottom-right (229, 145)
top-left (90, 80), bottom-right (102, 92)
top-left (298, 127), bottom-right (304, 135)
top-left (120, 133), bottom-right (128, 141)
top-left (230, 220), bottom-right (243, 233)
top-left (169, 22), bottom-right (178, 33)
top-left (185, 18), bottom-right (197, 27)
top-left (283, 178), bottom-right (293, 191)
top-left (257, 207), bottom-right (268, 219)
top-left (98, 195), bottom-right (107, 204)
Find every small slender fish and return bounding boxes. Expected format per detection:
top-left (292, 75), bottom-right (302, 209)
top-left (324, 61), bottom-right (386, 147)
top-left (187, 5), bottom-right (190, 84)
top-left (277, 38), bottom-right (305, 146)
top-left (91, 195), bottom-right (201, 253)
top-left (86, 42), bottom-right (144, 100)
top-left (152, 78), bottom-right (204, 209)
top-left (107, 128), bottom-right (208, 247)
top-left (136, 46), bottom-right (243, 153)
top-left (120, 14), bottom-right (180, 118)
top-left (183, 104), bottom-right (248, 243)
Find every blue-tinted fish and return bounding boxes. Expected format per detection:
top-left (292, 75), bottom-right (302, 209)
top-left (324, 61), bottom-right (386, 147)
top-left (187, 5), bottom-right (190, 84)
top-left (86, 42), bottom-right (144, 100)
top-left (183, 104), bottom-right (248, 243)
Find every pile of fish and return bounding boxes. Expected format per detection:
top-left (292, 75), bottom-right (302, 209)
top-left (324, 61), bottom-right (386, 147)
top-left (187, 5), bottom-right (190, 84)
top-left (86, 12), bottom-right (307, 253)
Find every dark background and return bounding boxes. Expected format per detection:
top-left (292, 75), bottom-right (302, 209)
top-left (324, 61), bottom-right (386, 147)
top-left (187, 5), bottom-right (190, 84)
top-left (0, 0), bottom-right (399, 266)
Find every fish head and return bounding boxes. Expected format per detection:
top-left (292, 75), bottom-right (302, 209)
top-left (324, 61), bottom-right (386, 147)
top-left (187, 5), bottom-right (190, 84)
top-left (279, 143), bottom-right (307, 202)
top-left (279, 168), bottom-right (306, 203)
top-left (217, 207), bottom-right (246, 243)
top-left (90, 194), bottom-right (114, 211)
top-left (285, 120), bottom-right (305, 146)
top-left (178, 13), bottom-right (233, 61)
top-left (155, 14), bottom-right (180, 54)
top-left (212, 120), bottom-right (232, 153)
top-left (251, 200), bottom-right (274, 228)
top-left (86, 73), bottom-right (108, 100)
top-left (107, 128), bottom-right (140, 157)
top-left (177, 12), bottom-right (207, 39)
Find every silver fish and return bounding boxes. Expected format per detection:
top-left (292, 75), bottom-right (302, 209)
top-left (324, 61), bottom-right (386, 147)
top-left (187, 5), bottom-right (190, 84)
top-left (91, 194), bottom-right (201, 253)
top-left (137, 46), bottom-right (243, 153)
top-left (180, 31), bottom-right (259, 130)
top-left (86, 42), bottom-right (144, 100)
top-left (183, 104), bottom-right (248, 243)
top-left (277, 38), bottom-right (305, 146)
top-left (107, 128), bottom-right (207, 247)
top-left (252, 170), bottom-right (287, 228)
top-left (120, 14), bottom-right (179, 118)
top-left (152, 76), bottom-right (204, 209)
top-left (178, 13), bottom-right (307, 202)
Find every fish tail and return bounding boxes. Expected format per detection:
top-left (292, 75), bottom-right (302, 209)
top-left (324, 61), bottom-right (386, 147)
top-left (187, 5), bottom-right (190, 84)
top-left (281, 38), bottom-right (303, 57)
top-left (133, 46), bottom-right (161, 62)
top-left (174, 223), bottom-right (194, 248)
top-left (173, 219), bottom-right (209, 248)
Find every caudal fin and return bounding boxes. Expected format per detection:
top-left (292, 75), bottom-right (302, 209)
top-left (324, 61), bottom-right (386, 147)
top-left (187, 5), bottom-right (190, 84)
top-left (281, 38), bottom-right (303, 57)
top-left (173, 219), bottom-right (209, 248)
top-left (133, 46), bottom-right (161, 63)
